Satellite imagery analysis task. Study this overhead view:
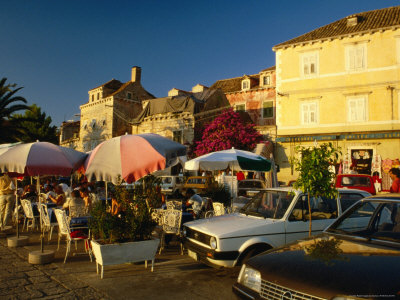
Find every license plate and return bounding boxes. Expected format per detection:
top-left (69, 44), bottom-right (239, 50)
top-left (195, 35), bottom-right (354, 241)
top-left (188, 249), bottom-right (198, 261)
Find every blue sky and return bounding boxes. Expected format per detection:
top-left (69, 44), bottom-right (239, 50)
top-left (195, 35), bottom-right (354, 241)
top-left (1, 0), bottom-right (399, 126)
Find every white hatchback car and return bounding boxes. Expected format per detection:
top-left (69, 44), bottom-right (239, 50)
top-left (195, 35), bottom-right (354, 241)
top-left (183, 187), bottom-right (371, 268)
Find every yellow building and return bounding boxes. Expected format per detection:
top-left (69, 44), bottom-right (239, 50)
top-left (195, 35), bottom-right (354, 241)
top-left (273, 6), bottom-right (400, 189)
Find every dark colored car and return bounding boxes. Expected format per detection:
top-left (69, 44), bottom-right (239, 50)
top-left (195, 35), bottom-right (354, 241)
top-left (335, 174), bottom-right (376, 195)
top-left (233, 194), bottom-right (400, 300)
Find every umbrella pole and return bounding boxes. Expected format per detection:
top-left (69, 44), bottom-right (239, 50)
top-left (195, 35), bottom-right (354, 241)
top-left (36, 176), bottom-right (44, 253)
top-left (105, 181), bottom-right (108, 207)
top-left (15, 178), bottom-right (19, 238)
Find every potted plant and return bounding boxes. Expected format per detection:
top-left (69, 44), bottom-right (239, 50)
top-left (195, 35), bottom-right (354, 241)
top-left (89, 179), bottom-right (161, 279)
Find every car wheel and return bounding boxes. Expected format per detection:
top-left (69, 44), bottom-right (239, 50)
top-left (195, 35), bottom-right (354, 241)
top-left (204, 211), bottom-right (214, 218)
top-left (239, 244), bottom-right (271, 265)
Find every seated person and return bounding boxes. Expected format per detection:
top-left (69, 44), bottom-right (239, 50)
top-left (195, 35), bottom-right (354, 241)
top-left (48, 185), bottom-right (66, 206)
top-left (63, 190), bottom-right (86, 216)
top-left (79, 188), bottom-right (92, 211)
top-left (21, 184), bottom-right (37, 200)
top-left (185, 188), bottom-right (204, 218)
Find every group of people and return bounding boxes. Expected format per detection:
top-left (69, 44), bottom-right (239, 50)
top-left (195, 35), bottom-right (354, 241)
top-left (0, 173), bottom-right (104, 230)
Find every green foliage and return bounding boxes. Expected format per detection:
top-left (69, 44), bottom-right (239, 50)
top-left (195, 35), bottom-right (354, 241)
top-left (0, 78), bottom-right (29, 143)
top-left (292, 142), bottom-right (340, 200)
top-left (89, 177), bottom-right (160, 244)
top-left (11, 104), bottom-right (58, 143)
top-left (292, 142), bottom-right (340, 237)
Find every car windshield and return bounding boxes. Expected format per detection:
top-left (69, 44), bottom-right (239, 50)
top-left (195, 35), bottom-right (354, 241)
top-left (238, 181), bottom-right (264, 189)
top-left (327, 201), bottom-right (400, 244)
top-left (240, 190), bottom-right (294, 219)
top-left (162, 177), bottom-right (172, 184)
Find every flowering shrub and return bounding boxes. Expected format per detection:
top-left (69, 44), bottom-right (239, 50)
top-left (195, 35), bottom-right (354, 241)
top-left (194, 108), bottom-right (263, 156)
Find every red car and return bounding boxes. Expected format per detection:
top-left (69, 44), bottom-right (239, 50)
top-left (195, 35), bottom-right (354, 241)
top-left (335, 174), bottom-right (376, 195)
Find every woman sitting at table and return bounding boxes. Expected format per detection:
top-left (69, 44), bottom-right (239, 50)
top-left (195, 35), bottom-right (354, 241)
top-left (79, 188), bottom-right (92, 211)
top-left (48, 185), bottom-right (65, 206)
top-left (21, 184), bottom-right (37, 201)
top-left (63, 190), bottom-right (86, 216)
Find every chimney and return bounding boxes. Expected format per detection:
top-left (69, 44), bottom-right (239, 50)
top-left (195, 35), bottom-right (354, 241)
top-left (131, 66), bottom-right (141, 83)
top-left (347, 15), bottom-right (360, 27)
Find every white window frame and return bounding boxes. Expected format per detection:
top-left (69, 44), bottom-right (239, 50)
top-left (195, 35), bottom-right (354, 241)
top-left (262, 100), bottom-right (274, 119)
top-left (347, 95), bottom-right (368, 122)
top-left (235, 103), bottom-right (246, 112)
top-left (345, 43), bottom-right (367, 72)
top-left (82, 121), bottom-right (88, 130)
top-left (300, 101), bottom-right (319, 125)
top-left (301, 51), bottom-right (319, 78)
top-left (241, 79), bottom-right (250, 90)
top-left (262, 75), bottom-right (271, 86)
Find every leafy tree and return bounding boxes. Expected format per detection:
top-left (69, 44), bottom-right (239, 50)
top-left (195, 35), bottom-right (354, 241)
top-left (11, 104), bottom-right (58, 143)
top-left (292, 142), bottom-right (340, 237)
top-left (0, 78), bottom-right (29, 143)
top-left (194, 108), bottom-right (263, 156)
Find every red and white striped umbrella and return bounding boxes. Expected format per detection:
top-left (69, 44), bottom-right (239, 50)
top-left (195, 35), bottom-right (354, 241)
top-left (0, 142), bottom-right (87, 176)
top-left (84, 133), bottom-right (187, 184)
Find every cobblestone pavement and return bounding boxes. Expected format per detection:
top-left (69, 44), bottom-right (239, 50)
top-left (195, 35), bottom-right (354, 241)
top-left (0, 230), bottom-right (239, 300)
top-left (0, 234), bottom-right (110, 300)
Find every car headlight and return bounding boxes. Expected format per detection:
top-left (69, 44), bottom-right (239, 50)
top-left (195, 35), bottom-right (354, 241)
top-left (237, 264), bottom-right (261, 293)
top-left (182, 227), bottom-right (187, 237)
top-left (332, 297), bottom-right (361, 300)
top-left (210, 236), bottom-right (217, 249)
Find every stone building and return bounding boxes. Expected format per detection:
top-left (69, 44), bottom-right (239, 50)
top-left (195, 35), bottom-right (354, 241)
top-left (60, 67), bottom-right (155, 151)
top-left (132, 85), bottom-right (230, 147)
top-left (209, 66), bottom-right (277, 139)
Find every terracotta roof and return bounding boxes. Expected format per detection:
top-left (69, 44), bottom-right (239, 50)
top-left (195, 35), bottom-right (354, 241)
top-left (261, 66), bottom-right (276, 72)
top-left (273, 6), bottom-right (400, 49)
top-left (209, 73), bottom-right (266, 93)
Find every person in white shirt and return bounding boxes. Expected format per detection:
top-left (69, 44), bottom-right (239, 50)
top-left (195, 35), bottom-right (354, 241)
top-left (185, 188), bottom-right (204, 218)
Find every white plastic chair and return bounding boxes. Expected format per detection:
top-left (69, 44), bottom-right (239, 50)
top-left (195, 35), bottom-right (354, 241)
top-left (159, 209), bottom-right (183, 255)
top-left (40, 204), bottom-right (58, 241)
top-left (20, 199), bottom-right (39, 231)
top-left (213, 202), bottom-right (226, 216)
top-left (54, 209), bottom-right (91, 263)
top-left (69, 205), bottom-right (87, 219)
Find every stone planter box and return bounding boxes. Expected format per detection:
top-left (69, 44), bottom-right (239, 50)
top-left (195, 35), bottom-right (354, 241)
top-left (91, 238), bottom-right (160, 279)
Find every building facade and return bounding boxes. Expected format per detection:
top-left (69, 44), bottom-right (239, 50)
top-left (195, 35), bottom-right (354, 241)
top-left (210, 67), bottom-right (277, 139)
top-left (60, 67), bottom-right (155, 152)
top-left (132, 85), bottom-right (230, 147)
top-left (273, 6), bottom-right (400, 188)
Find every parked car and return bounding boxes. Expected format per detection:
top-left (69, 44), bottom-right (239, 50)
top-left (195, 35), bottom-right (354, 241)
top-left (159, 175), bottom-right (184, 195)
top-left (336, 173), bottom-right (376, 195)
top-left (237, 179), bottom-right (266, 197)
top-left (183, 187), bottom-right (371, 268)
top-left (183, 176), bottom-right (217, 194)
top-left (233, 194), bottom-right (400, 299)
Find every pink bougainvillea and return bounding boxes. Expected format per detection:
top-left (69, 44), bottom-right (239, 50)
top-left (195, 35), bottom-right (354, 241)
top-left (194, 108), bottom-right (263, 156)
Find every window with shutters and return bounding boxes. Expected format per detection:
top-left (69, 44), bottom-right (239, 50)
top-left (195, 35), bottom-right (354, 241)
top-left (345, 44), bottom-right (366, 72)
top-left (347, 96), bottom-right (367, 122)
top-left (301, 102), bottom-right (318, 125)
top-left (301, 51), bottom-right (318, 77)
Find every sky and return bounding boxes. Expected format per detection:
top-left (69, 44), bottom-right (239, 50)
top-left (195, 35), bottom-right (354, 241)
top-left (1, 0), bottom-right (400, 127)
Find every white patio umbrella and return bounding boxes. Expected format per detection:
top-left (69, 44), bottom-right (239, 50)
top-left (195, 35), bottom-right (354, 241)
top-left (184, 148), bottom-right (271, 172)
top-left (185, 148), bottom-right (271, 203)
top-left (0, 142), bottom-right (87, 249)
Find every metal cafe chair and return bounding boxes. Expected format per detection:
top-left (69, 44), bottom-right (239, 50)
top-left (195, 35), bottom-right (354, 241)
top-left (158, 208), bottom-right (183, 255)
top-left (20, 199), bottom-right (39, 232)
top-left (54, 209), bottom-right (91, 263)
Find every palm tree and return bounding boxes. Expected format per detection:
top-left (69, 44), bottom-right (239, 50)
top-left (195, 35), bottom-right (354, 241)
top-left (0, 78), bottom-right (29, 142)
